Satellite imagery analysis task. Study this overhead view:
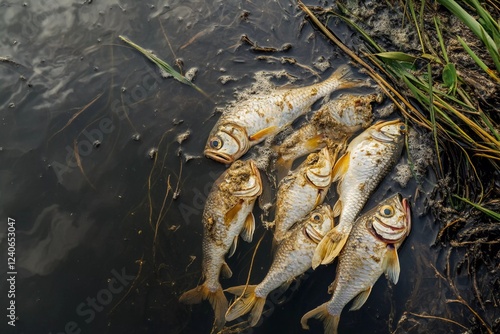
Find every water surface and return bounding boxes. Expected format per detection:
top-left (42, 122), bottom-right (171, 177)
top-left (0, 1), bottom-right (475, 333)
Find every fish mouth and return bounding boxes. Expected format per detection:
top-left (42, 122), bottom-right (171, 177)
top-left (373, 216), bottom-right (407, 242)
top-left (303, 223), bottom-right (324, 244)
top-left (371, 119), bottom-right (404, 143)
top-left (204, 150), bottom-right (234, 164)
top-left (373, 119), bottom-right (402, 130)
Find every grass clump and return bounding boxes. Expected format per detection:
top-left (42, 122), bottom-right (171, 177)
top-left (298, 0), bottom-right (500, 220)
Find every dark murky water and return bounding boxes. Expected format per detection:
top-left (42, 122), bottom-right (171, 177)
top-left (0, 1), bottom-right (487, 334)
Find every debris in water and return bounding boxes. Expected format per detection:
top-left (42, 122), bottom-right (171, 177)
top-left (185, 67), bottom-right (198, 82)
top-left (183, 153), bottom-right (201, 162)
top-left (185, 255), bottom-right (196, 272)
top-left (176, 130), bottom-right (190, 144)
top-left (148, 148), bottom-right (158, 159)
top-left (312, 56), bottom-right (330, 72)
top-left (218, 75), bottom-right (236, 85)
top-left (168, 225), bottom-right (180, 232)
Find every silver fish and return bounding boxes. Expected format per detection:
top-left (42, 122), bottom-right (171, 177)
top-left (272, 146), bottom-right (335, 242)
top-left (301, 194), bottom-right (411, 334)
top-left (276, 93), bottom-right (382, 174)
top-left (179, 159), bottom-right (262, 331)
top-left (225, 204), bottom-right (334, 327)
top-left (312, 119), bottom-right (406, 268)
top-left (205, 65), bottom-right (361, 164)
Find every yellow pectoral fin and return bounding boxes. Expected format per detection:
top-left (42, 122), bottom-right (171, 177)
top-left (332, 151), bottom-right (350, 183)
top-left (349, 286), bottom-right (372, 311)
top-left (332, 200), bottom-right (342, 217)
top-left (228, 237), bottom-right (238, 258)
top-left (305, 134), bottom-right (325, 150)
top-left (312, 229), bottom-right (349, 269)
top-left (382, 245), bottom-right (400, 284)
top-left (221, 261), bottom-right (233, 279)
top-left (225, 200), bottom-right (243, 226)
top-left (240, 212), bottom-right (256, 243)
top-left (249, 126), bottom-right (278, 142)
top-left (315, 189), bottom-right (325, 207)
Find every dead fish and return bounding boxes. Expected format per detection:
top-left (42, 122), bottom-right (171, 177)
top-left (179, 159), bottom-right (263, 331)
top-left (225, 204), bottom-right (334, 327)
top-left (301, 194), bottom-right (411, 334)
top-left (275, 93), bottom-right (382, 174)
top-left (272, 147), bottom-right (335, 243)
top-left (312, 119), bottom-right (406, 268)
top-left (204, 65), bottom-right (362, 164)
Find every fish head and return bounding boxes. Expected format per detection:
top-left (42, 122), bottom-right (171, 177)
top-left (204, 123), bottom-right (250, 164)
top-left (227, 159), bottom-right (263, 199)
top-left (370, 119), bottom-right (406, 144)
top-left (303, 204), bottom-right (335, 244)
top-left (368, 193), bottom-right (411, 244)
top-left (305, 147), bottom-right (334, 188)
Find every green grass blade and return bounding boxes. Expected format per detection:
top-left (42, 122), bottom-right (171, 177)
top-left (119, 35), bottom-right (210, 98)
top-left (434, 16), bottom-right (449, 63)
top-left (453, 194), bottom-right (500, 221)
top-left (438, 0), bottom-right (499, 58)
top-left (457, 35), bottom-right (500, 82)
top-left (374, 51), bottom-right (418, 62)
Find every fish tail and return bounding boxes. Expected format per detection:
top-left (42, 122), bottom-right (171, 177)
top-left (329, 64), bottom-right (367, 90)
top-left (311, 228), bottom-right (349, 269)
top-left (275, 155), bottom-right (293, 181)
top-left (301, 303), bottom-right (340, 334)
top-left (179, 283), bottom-right (228, 330)
top-left (225, 285), bottom-right (265, 326)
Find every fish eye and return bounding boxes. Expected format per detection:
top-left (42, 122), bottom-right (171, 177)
top-left (380, 205), bottom-right (394, 217)
top-left (209, 137), bottom-right (223, 150)
top-left (399, 124), bottom-right (406, 131)
top-left (312, 213), bottom-right (322, 222)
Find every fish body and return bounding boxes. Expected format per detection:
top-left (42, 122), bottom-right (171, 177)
top-left (179, 159), bottom-right (263, 330)
top-left (204, 65), bottom-right (361, 164)
top-left (301, 194), bottom-right (411, 334)
top-left (225, 204), bottom-right (334, 326)
top-left (273, 147), bottom-right (335, 242)
top-left (276, 93), bottom-right (382, 172)
top-left (312, 119), bottom-right (406, 267)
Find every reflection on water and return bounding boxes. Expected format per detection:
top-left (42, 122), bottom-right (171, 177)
top-left (0, 1), bottom-right (490, 333)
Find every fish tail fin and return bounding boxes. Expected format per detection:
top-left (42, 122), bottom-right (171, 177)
top-left (275, 156), bottom-right (293, 181)
top-left (329, 64), bottom-right (368, 90)
top-left (225, 285), bottom-right (265, 326)
top-left (301, 303), bottom-right (340, 334)
top-left (179, 284), bottom-right (228, 330)
top-left (311, 228), bottom-right (349, 269)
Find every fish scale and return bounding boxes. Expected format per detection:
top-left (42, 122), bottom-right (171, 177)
top-left (312, 119), bottom-right (406, 268)
top-left (273, 147), bottom-right (334, 242)
top-left (276, 93), bottom-right (380, 171)
top-left (224, 77), bottom-right (347, 137)
top-left (225, 204), bottom-right (334, 327)
top-left (301, 194), bottom-right (411, 334)
top-left (179, 159), bottom-right (262, 331)
top-left (204, 65), bottom-right (362, 164)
